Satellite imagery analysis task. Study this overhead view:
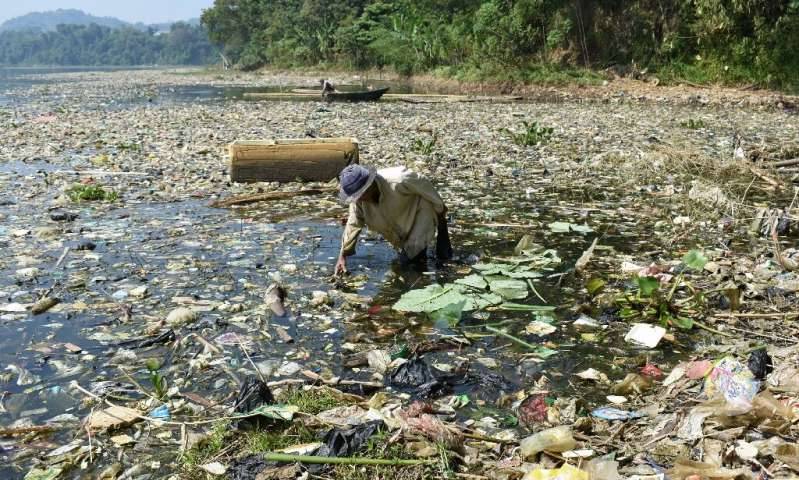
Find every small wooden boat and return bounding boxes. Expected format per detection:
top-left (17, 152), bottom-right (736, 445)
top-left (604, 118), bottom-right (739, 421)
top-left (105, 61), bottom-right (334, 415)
top-left (323, 87), bottom-right (389, 102)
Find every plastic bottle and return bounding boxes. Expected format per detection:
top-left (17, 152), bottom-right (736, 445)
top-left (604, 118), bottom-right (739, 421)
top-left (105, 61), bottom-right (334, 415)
top-left (520, 425), bottom-right (576, 459)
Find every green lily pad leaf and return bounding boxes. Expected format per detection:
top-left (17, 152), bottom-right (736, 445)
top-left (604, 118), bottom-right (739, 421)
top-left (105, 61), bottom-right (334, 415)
top-left (393, 284), bottom-right (467, 313)
top-left (682, 250), bottom-right (708, 270)
top-left (505, 269), bottom-right (543, 279)
top-left (429, 300), bottom-right (466, 327)
top-left (586, 277), bottom-right (606, 295)
top-left (393, 283), bottom-right (502, 313)
top-left (462, 291), bottom-right (503, 310)
top-left (548, 222), bottom-right (593, 234)
top-left (472, 262), bottom-right (513, 275)
top-left (454, 274), bottom-right (487, 290)
top-left (671, 316), bottom-right (694, 330)
top-left (473, 263), bottom-right (542, 278)
top-left (486, 276), bottom-right (529, 300)
top-left (637, 276), bottom-right (660, 297)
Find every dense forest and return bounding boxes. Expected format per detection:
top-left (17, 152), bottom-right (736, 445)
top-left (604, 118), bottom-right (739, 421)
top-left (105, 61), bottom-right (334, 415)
top-left (0, 22), bottom-right (217, 66)
top-left (0, 9), bottom-right (129, 32)
top-left (201, 0), bottom-right (799, 89)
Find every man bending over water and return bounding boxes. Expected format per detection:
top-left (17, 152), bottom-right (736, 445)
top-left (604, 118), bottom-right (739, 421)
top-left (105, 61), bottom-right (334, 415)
top-left (335, 164), bottom-right (452, 275)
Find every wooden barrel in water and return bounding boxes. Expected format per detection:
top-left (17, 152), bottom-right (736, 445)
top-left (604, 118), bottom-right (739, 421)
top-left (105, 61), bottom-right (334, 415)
top-left (228, 138), bottom-right (359, 183)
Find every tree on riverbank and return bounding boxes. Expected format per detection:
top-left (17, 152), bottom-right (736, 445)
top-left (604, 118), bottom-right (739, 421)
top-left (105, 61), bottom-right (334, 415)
top-left (201, 0), bottom-right (799, 90)
top-left (0, 22), bottom-right (217, 66)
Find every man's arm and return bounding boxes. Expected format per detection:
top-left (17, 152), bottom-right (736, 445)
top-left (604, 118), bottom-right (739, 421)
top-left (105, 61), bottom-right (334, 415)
top-left (336, 203), bottom-right (365, 274)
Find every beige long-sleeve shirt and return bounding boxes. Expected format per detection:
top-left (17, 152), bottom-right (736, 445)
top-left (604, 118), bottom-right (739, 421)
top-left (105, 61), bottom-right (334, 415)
top-left (340, 166), bottom-right (446, 259)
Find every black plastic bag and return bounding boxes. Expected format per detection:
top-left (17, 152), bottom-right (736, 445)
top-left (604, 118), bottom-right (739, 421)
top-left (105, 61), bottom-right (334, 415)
top-left (305, 420), bottom-right (384, 474)
top-left (386, 357), bottom-right (449, 399)
top-left (316, 420), bottom-right (384, 458)
top-left (228, 454), bottom-right (271, 480)
top-left (748, 349), bottom-right (774, 380)
top-left (117, 329), bottom-right (175, 349)
top-left (234, 376), bottom-right (276, 430)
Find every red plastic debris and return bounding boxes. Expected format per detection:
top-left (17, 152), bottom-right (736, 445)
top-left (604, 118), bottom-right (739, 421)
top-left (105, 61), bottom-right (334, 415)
top-left (640, 363), bottom-right (664, 379)
top-left (517, 394), bottom-right (548, 426)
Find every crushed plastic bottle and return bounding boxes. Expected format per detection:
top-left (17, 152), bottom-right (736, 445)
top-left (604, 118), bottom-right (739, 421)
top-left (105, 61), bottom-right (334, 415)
top-left (520, 425), bottom-right (576, 459)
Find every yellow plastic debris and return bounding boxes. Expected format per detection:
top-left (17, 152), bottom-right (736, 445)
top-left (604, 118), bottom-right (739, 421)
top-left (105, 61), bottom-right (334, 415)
top-left (522, 463), bottom-right (589, 480)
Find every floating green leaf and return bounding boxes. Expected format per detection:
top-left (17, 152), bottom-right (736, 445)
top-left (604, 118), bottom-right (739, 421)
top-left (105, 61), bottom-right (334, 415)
top-left (505, 269), bottom-right (543, 279)
top-left (473, 263), bottom-right (541, 278)
top-left (454, 274), bottom-right (487, 290)
top-left (637, 276), bottom-right (660, 297)
top-left (392, 284), bottom-right (466, 313)
top-left (462, 291), bottom-right (503, 311)
top-left (486, 276), bottom-right (529, 300)
top-left (393, 283), bottom-right (501, 313)
top-left (472, 262), bottom-right (511, 275)
top-left (671, 315), bottom-right (695, 330)
top-left (451, 394), bottom-right (470, 409)
top-left (548, 221), bottom-right (593, 234)
top-left (682, 250), bottom-right (708, 270)
top-left (429, 300), bottom-right (466, 327)
top-left (586, 277), bottom-right (606, 296)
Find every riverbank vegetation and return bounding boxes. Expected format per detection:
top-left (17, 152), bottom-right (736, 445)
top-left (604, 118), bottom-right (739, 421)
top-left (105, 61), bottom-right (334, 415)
top-left (201, 0), bottom-right (799, 91)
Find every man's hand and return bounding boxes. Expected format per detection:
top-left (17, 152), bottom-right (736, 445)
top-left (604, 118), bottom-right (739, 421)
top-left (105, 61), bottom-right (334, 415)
top-left (335, 255), bottom-right (348, 276)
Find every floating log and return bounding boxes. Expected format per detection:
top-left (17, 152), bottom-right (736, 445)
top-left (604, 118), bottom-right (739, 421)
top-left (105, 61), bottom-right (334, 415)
top-left (229, 138), bottom-right (358, 183)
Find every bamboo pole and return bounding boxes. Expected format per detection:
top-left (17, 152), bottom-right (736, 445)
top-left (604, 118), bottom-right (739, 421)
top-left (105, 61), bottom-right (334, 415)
top-left (210, 187), bottom-right (336, 208)
top-left (485, 325), bottom-right (540, 351)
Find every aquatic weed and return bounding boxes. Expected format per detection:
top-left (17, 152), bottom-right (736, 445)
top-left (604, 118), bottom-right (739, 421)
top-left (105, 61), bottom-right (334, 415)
top-left (244, 423), bottom-right (317, 453)
top-left (66, 183), bottom-right (118, 202)
top-left (412, 134), bottom-right (437, 155)
top-left (145, 359), bottom-right (168, 400)
top-left (502, 121), bottom-right (554, 146)
top-left (180, 420), bottom-right (230, 471)
top-left (279, 387), bottom-right (340, 414)
top-left (616, 250), bottom-right (714, 331)
top-left (680, 118), bottom-right (706, 129)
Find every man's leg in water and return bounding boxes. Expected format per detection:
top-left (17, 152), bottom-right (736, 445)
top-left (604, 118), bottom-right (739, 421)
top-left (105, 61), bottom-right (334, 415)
top-left (436, 216), bottom-right (453, 260)
top-left (400, 207), bottom-right (440, 267)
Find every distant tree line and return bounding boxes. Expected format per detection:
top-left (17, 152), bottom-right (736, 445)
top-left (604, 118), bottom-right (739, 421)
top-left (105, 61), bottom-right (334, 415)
top-left (201, 0), bottom-right (799, 89)
top-left (0, 22), bottom-right (218, 66)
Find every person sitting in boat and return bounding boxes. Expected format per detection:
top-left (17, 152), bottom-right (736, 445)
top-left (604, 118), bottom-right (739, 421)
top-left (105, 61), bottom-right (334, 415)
top-left (335, 164), bottom-right (452, 274)
top-left (320, 79), bottom-right (337, 97)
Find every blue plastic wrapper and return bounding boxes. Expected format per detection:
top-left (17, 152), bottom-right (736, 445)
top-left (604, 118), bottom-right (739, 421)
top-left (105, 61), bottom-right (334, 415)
top-left (149, 405), bottom-right (171, 420)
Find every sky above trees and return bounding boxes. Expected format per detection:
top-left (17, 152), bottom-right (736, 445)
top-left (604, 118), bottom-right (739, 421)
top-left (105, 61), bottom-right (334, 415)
top-left (0, 0), bottom-right (214, 24)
